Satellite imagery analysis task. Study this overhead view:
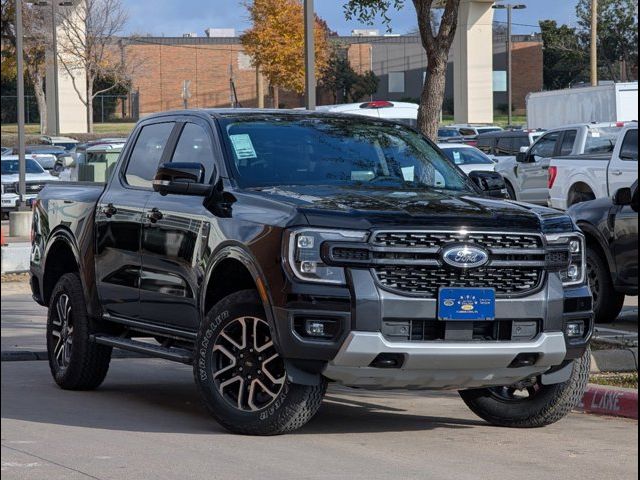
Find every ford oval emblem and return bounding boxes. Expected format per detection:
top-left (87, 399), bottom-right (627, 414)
top-left (441, 245), bottom-right (489, 269)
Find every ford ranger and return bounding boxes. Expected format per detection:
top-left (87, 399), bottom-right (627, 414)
top-left (30, 109), bottom-right (593, 435)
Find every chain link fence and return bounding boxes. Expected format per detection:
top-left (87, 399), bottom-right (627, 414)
top-left (1, 92), bottom-right (139, 124)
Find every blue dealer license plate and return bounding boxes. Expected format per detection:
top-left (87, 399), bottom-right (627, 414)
top-left (438, 288), bottom-right (496, 321)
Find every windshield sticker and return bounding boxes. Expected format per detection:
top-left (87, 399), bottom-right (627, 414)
top-left (590, 131), bottom-right (600, 137)
top-left (229, 134), bottom-right (258, 159)
top-left (453, 151), bottom-right (462, 164)
top-left (401, 166), bottom-right (415, 181)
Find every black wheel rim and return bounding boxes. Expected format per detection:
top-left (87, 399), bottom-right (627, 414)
top-left (212, 316), bottom-right (286, 412)
top-left (488, 381), bottom-right (542, 403)
top-left (587, 260), bottom-right (600, 309)
top-left (51, 294), bottom-right (74, 368)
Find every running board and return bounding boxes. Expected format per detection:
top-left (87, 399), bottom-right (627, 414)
top-left (90, 335), bottom-right (194, 364)
top-left (102, 313), bottom-right (197, 341)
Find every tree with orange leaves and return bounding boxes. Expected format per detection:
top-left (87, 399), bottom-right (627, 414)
top-left (241, 0), bottom-right (330, 107)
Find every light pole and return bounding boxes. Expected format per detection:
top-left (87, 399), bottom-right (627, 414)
top-left (16, 0), bottom-right (27, 210)
top-left (492, 3), bottom-right (526, 128)
top-left (590, 0), bottom-right (598, 86)
top-left (303, 0), bottom-right (315, 110)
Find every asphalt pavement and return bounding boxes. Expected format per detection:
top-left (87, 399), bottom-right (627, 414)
top-left (1, 281), bottom-right (638, 479)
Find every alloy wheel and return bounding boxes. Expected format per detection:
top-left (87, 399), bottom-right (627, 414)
top-left (212, 316), bottom-right (286, 412)
top-left (50, 294), bottom-right (74, 368)
top-left (587, 261), bottom-right (600, 308)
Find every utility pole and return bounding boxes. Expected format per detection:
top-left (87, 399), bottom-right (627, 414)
top-left (303, 0), bottom-right (315, 110)
top-left (256, 66), bottom-right (264, 108)
top-left (50, 0), bottom-right (60, 134)
top-left (590, 0), bottom-right (598, 86)
top-left (16, 0), bottom-right (27, 210)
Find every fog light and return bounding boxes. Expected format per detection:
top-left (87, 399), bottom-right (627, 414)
top-left (305, 321), bottom-right (325, 337)
top-left (567, 264), bottom-right (579, 280)
top-left (569, 240), bottom-right (581, 253)
top-left (297, 235), bottom-right (315, 249)
top-left (300, 261), bottom-right (317, 273)
top-left (565, 321), bottom-right (585, 337)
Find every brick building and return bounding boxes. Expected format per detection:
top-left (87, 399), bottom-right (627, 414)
top-left (122, 33), bottom-right (542, 117)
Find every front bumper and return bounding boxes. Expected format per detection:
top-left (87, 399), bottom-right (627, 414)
top-left (323, 331), bottom-right (567, 389)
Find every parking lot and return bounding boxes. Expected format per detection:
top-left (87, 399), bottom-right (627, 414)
top-left (1, 281), bottom-right (638, 480)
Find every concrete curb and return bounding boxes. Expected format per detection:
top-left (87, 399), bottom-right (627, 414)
top-left (590, 348), bottom-right (638, 373)
top-left (1, 242), bottom-right (31, 274)
top-left (1, 349), bottom-right (150, 362)
top-left (577, 384), bottom-right (638, 420)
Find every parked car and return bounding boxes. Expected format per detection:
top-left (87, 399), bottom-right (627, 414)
top-left (56, 137), bottom-right (128, 177)
top-left (1, 146), bottom-right (13, 156)
top-left (31, 109), bottom-right (592, 435)
top-left (437, 127), bottom-right (466, 143)
top-left (40, 135), bottom-right (79, 151)
top-left (495, 122), bottom-right (624, 205)
top-left (548, 123), bottom-right (638, 209)
top-left (59, 143), bottom-right (124, 182)
top-left (1, 156), bottom-right (58, 216)
top-left (569, 181), bottom-right (638, 323)
top-left (437, 143), bottom-right (497, 175)
top-left (315, 101), bottom-right (418, 127)
top-left (449, 124), bottom-right (504, 136)
top-left (476, 129), bottom-right (544, 161)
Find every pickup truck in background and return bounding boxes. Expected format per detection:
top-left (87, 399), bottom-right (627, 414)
top-left (495, 123), bottom-right (624, 205)
top-left (548, 123), bottom-right (638, 210)
top-left (30, 109), bottom-right (592, 435)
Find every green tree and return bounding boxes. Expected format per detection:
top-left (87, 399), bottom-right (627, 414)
top-left (343, 0), bottom-right (460, 140)
top-left (539, 20), bottom-right (589, 89)
top-left (576, 0), bottom-right (638, 81)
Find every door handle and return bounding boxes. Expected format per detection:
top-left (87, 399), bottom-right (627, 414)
top-left (147, 207), bottom-right (163, 223)
top-left (101, 203), bottom-right (117, 218)
top-left (610, 170), bottom-right (623, 176)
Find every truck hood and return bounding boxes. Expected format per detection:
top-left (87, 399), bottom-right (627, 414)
top-left (242, 185), bottom-right (573, 232)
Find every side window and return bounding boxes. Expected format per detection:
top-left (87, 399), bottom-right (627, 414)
top-left (170, 123), bottom-right (216, 182)
top-left (496, 137), bottom-right (513, 155)
top-left (124, 122), bottom-right (174, 188)
top-left (559, 130), bottom-right (577, 156)
top-left (476, 138), bottom-right (493, 154)
top-left (514, 136), bottom-right (530, 152)
top-left (530, 132), bottom-right (560, 160)
top-left (619, 129), bottom-right (638, 161)
top-left (458, 128), bottom-right (476, 136)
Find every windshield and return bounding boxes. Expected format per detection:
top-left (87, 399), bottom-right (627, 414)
top-left (219, 116), bottom-right (473, 192)
top-left (1, 159), bottom-right (46, 175)
top-left (438, 128), bottom-right (459, 138)
top-left (441, 147), bottom-right (494, 165)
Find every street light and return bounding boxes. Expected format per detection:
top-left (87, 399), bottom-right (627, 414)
top-left (16, 0), bottom-right (26, 210)
top-left (492, 3), bottom-right (527, 128)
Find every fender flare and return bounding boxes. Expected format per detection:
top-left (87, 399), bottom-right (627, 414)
top-left (199, 242), bottom-right (277, 327)
top-left (577, 221), bottom-right (617, 279)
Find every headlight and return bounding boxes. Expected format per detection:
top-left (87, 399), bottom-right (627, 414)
top-left (545, 233), bottom-right (586, 286)
top-left (285, 228), bottom-right (368, 284)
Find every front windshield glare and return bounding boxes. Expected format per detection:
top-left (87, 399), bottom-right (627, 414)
top-left (220, 117), bottom-right (472, 192)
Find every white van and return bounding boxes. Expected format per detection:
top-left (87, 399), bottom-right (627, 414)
top-left (316, 101), bottom-right (418, 127)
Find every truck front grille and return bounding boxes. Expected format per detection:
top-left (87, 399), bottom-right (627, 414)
top-left (373, 232), bottom-right (542, 249)
top-left (374, 266), bottom-right (542, 297)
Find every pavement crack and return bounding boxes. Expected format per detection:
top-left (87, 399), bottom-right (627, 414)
top-left (1, 444), bottom-right (106, 480)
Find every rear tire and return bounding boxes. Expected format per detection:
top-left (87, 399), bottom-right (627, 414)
top-left (459, 348), bottom-right (590, 428)
top-left (586, 245), bottom-right (625, 323)
top-left (194, 290), bottom-right (326, 435)
top-left (505, 182), bottom-right (517, 201)
top-left (46, 273), bottom-right (112, 390)
top-left (568, 189), bottom-right (595, 207)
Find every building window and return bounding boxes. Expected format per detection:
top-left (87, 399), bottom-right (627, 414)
top-left (388, 72), bottom-right (405, 93)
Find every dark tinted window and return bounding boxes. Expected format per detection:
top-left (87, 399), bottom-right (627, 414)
top-left (559, 130), bottom-right (577, 155)
top-left (220, 116), bottom-right (472, 192)
top-left (124, 122), bottom-right (174, 188)
top-left (171, 123), bottom-right (216, 182)
top-left (438, 128), bottom-right (460, 138)
top-left (530, 132), bottom-right (560, 159)
top-left (496, 137), bottom-right (514, 155)
top-left (619, 129), bottom-right (638, 161)
top-left (458, 128), bottom-right (476, 136)
top-left (476, 137), bottom-right (494, 154)
top-left (390, 118), bottom-right (418, 128)
top-left (514, 136), bottom-right (530, 151)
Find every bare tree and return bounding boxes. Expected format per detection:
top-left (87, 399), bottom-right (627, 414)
top-left (1, 0), bottom-right (49, 133)
top-left (56, 0), bottom-right (134, 132)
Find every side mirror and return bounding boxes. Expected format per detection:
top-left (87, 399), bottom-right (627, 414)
top-left (468, 171), bottom-right (507, 199)
top-left (612, 187), bottom-right (632, 206)
top-left (519, 146), bottom-right (529, 153)
top-left (516, 152), bottom-right (530, 163)
top-left (152, 162), bottom-right (212, 196)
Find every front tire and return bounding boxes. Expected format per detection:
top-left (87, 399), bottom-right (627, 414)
top-left (586, 245), bottom-right (625, 323)
top-left (46, 273), bottom-right (112, 390)
top-left (194, 290), bottom-right (326, 435)
top-left (459, 348), bottom-right (590, 428)
top-left (505, 181), bottom-right (517, 201)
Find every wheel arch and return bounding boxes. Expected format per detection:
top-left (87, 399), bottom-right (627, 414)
top-left (42, 228), bottom-right (82, 305)
top-left (578, 221), bottom-right (617, 280)
top-left (567, 181), bottom-right (596, 206)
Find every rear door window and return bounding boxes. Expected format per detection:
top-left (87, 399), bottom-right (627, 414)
top-left (476, 137), bottom-right (494, 154)
top-left (124, 122), bottom-right (175, 188)
top-left (496, 137), bottom-right (514, 155)
top-left (559, 130), bottom-right (577, 155)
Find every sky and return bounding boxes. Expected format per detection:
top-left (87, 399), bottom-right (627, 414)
top-left (121, 0), bottom-right (580, 37)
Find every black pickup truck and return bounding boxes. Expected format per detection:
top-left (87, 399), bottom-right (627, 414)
top-left (31, 109), bottom-right (593, 435)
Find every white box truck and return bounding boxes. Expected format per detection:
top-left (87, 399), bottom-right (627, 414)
top-left (526, 82), bottom-right (638, 129)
